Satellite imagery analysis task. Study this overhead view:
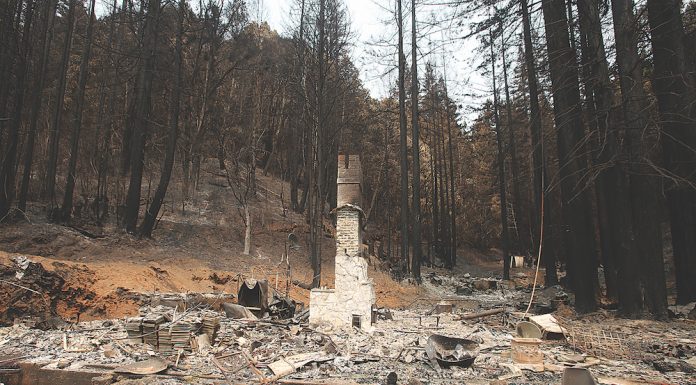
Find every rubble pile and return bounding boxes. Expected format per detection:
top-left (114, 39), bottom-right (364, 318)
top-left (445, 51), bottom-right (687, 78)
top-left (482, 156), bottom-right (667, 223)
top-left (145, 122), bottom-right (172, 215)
top-left (422, 270), bottom-right (571, 316)
top-left (1, 267), bottom-right (694, 384)
top-left (0, 292), bottom-right (693, 384)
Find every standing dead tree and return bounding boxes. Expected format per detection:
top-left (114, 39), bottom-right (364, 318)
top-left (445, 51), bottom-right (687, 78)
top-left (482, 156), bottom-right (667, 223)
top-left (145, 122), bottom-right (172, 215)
top-left (138, 0), bottom-right (186, 238)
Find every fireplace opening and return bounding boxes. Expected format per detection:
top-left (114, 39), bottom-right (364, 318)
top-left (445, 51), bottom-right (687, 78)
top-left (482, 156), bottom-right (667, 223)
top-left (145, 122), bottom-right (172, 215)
top-left (352, 314), bottom-right (361, 329)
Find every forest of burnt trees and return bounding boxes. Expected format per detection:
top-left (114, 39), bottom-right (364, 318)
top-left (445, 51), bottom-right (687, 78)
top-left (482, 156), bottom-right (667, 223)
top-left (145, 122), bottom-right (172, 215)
top-left (0, 0), bottom-right (695, 319)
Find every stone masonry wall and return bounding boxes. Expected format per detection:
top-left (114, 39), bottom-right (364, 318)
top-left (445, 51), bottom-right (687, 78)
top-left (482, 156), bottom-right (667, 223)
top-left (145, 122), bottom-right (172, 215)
top-left (309, 289), bottom-right (341, 325)
top-left (335, 209), bottom-right (367, 292)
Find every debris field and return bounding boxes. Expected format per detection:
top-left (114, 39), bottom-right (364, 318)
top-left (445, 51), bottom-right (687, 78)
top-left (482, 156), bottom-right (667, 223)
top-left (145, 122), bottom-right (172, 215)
top-left (1, 256), bottom-right (695, 385)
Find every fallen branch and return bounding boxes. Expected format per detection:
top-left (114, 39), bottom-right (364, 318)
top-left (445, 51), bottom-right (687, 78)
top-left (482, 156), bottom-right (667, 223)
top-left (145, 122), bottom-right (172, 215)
top-left (0, 279), bottom-right (43, 296)
top-left (277, 380), bottom-right (339, 385)
top-left (458, 308), bottom-right (505, 320)
top-left (67, 225), bottom-right (104, 239)
top-left (240, 350), bottom-right (267, 383)
top-left (212, 355), bottom-right (235, 384)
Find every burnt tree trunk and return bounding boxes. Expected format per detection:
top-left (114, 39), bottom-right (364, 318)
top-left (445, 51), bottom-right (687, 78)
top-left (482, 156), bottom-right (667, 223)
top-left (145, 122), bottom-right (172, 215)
top-left (309, 0), bottom-right (327, 289)
top-left (429, 118), bottom-right (439, 260)
top-left (18, 0), bottom-right (58, 212)
top-left (0, 0), bottom-right (21, 152)
top-left (611, 0), bottom-right (668, 318)
top-left (61, 0), bottom-right (97, 222)
top-left (397, 0), bottom-right (409, 274)
top-left (0, 0), bottom-right (33, 221)
top-left (410, 0), bottom-right (422, 282)
top-left (646, 0), bottom-right (696, 304)
top-left (501, 24), bottom-right (523, 255)
top-left (437, 105), bottom-right (451, 265)
top-left (44, 0), bottom-right (76, 213)
top-left (578, 0), bottom-right (640, 315)
top-left (521, 0), bottom-right (557, 285)
top-left (490, 33), bottom-right (512, 281)
top-left (123, 0), bottom-right (161, 233)
top-left (443, 80), bottom-right (457, 267)
top-left (541, 0), bottom-right (598, 312)
top-left (138, 0), bottom-right (184, 238)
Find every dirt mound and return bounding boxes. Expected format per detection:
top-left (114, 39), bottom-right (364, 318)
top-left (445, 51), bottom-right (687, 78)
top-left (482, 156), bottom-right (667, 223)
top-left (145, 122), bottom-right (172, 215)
top-left (0, 257), bottom-right (132, 328)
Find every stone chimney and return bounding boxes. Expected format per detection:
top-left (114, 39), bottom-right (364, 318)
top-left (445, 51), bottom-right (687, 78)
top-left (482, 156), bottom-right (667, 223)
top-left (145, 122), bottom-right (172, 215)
top-left (309, 154), bottom-right (375, 330)
top-left (335, 154), bottom-right (367, 292)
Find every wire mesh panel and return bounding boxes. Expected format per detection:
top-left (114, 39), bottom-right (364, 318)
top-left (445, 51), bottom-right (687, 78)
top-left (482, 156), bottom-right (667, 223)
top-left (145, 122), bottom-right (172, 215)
top-left (559, 318), bottom-right (632, 359)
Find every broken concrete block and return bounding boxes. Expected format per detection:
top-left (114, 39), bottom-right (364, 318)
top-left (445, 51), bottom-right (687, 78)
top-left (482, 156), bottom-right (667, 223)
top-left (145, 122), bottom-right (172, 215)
top-left (528, 314), bottom-right (566, 339)
top-left (511, 338), bottom-right (543, 365)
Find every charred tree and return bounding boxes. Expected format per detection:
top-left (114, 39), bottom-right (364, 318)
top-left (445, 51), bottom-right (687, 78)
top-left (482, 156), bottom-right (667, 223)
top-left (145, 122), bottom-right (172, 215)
top-left (520, 0), bottom-right (557, 285)
top-left (646, 0), bottom-right (696, 304)
top-left (308, 0), bottom-right (327, 288)
top-left (540, 0), bottom-right (598, 312)
top-left (410, 0), bottom-right (422, 282)
top-left (122, 0), bottom-right (162, 233)
top-left (490, 31), bottom-right (512, 281)
top-left (578, 0), bottom-right (640, 315)
top-left (397, 0), bottom-right (410, 274)
top-left (138, 0), bottom-right (185, 238)
top-left (0, 0), bottom-right (34, 221)
top-left (61, 0), bottom-right (97, 222)
top-left (610, 0), bottom-right (668, 318)
top-left (44, 0), bottom-right (76, 215)
top-left (499, 19), bottom-right (523, 255)
top-left (442, 77), bottom-right (457, 267)
top-left (18, 0), bottom-right (58, 212)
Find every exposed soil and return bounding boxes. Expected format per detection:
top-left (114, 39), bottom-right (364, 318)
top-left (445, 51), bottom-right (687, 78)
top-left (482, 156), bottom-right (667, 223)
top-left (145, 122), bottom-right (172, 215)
top-left (0, 255), bottom-right (139, 327)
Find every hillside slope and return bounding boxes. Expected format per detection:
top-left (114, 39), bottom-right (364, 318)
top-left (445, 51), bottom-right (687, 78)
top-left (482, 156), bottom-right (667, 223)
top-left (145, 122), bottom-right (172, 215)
top-left (0, 163), bottom-right (421, 321)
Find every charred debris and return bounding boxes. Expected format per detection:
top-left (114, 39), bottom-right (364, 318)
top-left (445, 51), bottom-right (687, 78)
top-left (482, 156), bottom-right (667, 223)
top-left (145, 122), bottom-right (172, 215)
top-left (1, 256), bottom-right (695, 385)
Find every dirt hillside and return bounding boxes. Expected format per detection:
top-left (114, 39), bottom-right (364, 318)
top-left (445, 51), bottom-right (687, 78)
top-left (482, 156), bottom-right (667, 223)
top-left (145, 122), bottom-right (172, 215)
top-left (0, 165), bottom-right (422, 322)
